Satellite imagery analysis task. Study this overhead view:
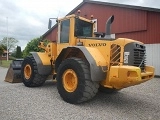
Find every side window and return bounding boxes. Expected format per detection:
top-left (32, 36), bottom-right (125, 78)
top-left (60, 19), bottom-right (70, 43)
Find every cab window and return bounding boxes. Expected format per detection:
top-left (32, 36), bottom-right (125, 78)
top-left (75, 18), bottom-right (93, 37)
top-left (60, 19), bottom-right (70, 43)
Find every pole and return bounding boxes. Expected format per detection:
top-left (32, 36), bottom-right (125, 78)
top-left (6, 17), bottom-right (8, 61)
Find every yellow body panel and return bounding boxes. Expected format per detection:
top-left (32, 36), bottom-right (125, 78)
top-left (85, 47), bottom-right (107, 66)
top-left (78, 38), bottom-right (140, 67)
top-left (82, 39), bottom-right (111, 64)
top-left (37, 52), bottom-right (52, 65)
top-left (58, 14), bottom-right (93, 24)
top-left (39, 42), bottom-right (57, 60)
top-left (101, 65), bottom-right (154, 89)
top-left (48, 42), bottom-right (57, 59)
top-left (57, 43), bottom-right (69, 55)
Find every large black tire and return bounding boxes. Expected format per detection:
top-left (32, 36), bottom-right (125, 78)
top-left (56, 58), bottom-right (99, 104)
top-left (21, 56), bottom-right (47, 87)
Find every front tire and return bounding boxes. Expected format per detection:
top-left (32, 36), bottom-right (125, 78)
top-left (21, 56), bottom-right (47, 87)
top-left (56, 58), bottom-right (99, 104)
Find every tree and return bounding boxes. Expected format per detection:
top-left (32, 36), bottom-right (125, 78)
top-left (16, 46), bottom-right (22, 58)
top-left (22, 37), bottom-right (49, 58)
top-left (11, 49), bottom-right (16, 58)
top-left (0, 45), bottom-right (4, 64)
top-left (0, 44), bottom-right (7, 50)
top-left (0, 37), bottom-right (18, 51)
top-left (0, 45), bottom-right (4, 56)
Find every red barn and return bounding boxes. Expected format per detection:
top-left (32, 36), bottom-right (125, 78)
top-left (42, 0), bottom-right (160, 76)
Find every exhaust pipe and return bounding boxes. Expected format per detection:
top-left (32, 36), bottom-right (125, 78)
top-left (106, 15), bottom-right (114, 35)
top-left (105, 15), bottom-right (115, 39)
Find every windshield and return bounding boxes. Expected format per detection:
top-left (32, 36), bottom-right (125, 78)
top-left (74, 18), bottom-right (93, 37)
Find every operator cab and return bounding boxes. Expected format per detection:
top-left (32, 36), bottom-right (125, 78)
top-left (57, 14), bottom-right (95, 45)
top-left (48, 13), bottom-right (115, 45)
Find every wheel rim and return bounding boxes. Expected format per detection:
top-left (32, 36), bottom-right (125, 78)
top-left (62, 69), bottom-right (78, 92)
top-left (24, 64), bottom-right (32, 79)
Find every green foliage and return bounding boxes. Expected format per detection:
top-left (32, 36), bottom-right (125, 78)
top-left (22, 37), bottom-right (49, 58)
top-left (16, 46), bottom-right (22, 58)
top-left (0, 37), bottom-right (18, 51)
top-left (0, 44), bottom-right (7, 50)
top-left (9, 56), bottom-right (16, 60)
top-left (0, 60), bottom-right (12, 68)
top-left (0, 45), bottom-right (4, 56)
top-left (11, 49), bottom-right (16, 58)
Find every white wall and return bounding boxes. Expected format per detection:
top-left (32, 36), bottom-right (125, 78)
top-left (145, 44), bottom-right (160, 76)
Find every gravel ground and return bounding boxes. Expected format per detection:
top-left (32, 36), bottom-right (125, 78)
top-left (0, 66), bottom-right (160, 120)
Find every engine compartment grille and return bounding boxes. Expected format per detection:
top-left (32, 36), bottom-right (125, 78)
top-left (124, 42), bottom-right (146, 72)
top-left (133, 45), bottom-right (146, 72)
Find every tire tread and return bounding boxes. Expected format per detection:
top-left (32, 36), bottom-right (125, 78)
top-left (22, 56), bottom-right (47, 87)
top-left (57, 57), bottom-right (99, 104)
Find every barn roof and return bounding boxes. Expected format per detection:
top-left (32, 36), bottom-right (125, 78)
top-left (42, 0), bottom-right (160, 39)
top-left (69, 0), bottom-right (160, 14)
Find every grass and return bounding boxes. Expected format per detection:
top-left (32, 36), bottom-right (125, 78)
top-left (0, 60), bottom-right (12, 68)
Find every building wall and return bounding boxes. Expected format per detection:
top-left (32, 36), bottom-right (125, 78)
top-left (45, 26), bottom-right (58, 42)
top-left (0, 53), bottom-right (7, 60)
top-left (146, 11), bottom-right (160, 44)
top-left (116, 11), bottom-right (160, 44)
top-left (146, 44), bottom-right (160, 76)
top-left (75, 3), bottom-right (147, 33)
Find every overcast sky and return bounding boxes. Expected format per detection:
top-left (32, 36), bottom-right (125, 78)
top-left (0, 0), bottom-right (160, 50)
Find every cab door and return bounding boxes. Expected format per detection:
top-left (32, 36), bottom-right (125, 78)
top-left (57, 19), bottom-right (70, 55)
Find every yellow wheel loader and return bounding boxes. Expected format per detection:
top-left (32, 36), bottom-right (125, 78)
top-left (5, 13), bottom-right (154, 104)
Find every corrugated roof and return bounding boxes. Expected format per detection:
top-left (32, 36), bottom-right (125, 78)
top-left (88, 0), bottom-right (160, 12)
top-left (42, 0), bottom-right (160, 39)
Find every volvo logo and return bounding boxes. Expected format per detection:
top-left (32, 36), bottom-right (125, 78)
top-left (88, 43), bottom-right (107, 47)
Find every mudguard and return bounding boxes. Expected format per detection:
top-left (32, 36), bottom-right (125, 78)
top-left (31, 52), bottom-right (52, 75)
top-left (55, 46), bottom-right (107, 81)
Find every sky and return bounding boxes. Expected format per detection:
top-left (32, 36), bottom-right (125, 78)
top-left (0, 0), bottom-right (160, 50)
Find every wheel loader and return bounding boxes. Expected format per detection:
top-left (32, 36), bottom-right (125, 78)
top-left (5, 12), bottom-right (154, 104)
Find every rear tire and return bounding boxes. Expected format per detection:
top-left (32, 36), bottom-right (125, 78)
top-left (56, 58), bottom-right (99, 104)
top-left (21, 56), bottom-right (47, 87)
